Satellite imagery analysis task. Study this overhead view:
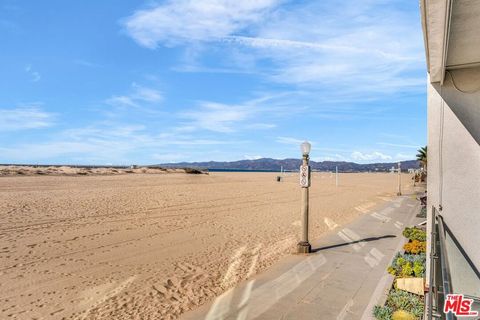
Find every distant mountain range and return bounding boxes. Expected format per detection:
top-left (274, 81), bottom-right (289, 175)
top-left (160, 158), bottom-right (420, 172)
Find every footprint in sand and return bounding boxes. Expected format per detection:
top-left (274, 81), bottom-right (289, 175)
top-left (77, 275), bottom-right (137, 319)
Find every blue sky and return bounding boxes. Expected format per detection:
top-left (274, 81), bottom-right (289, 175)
top-left (0, 0), bottom-right (426, 164)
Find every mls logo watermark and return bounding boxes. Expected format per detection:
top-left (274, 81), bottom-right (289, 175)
top-left (444, 294), bottom-right (479, 317)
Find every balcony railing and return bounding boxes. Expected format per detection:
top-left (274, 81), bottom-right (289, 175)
top-left (428, 207), bottom-right (454, 319)
top-left (428, 207), bottom-right (480, 319)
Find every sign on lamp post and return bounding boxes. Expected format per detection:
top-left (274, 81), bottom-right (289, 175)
top-left (298, 141), bottom-right (312, 254)
top-left (300, 164), bottom-right (310, 187)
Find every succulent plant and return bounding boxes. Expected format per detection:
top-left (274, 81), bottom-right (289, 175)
top-left (403, 240), bottom-right (426, 254)
top-left (373, 305), bottom-right (393, 320)
top-left (402, 227), bottom-right (426, 242)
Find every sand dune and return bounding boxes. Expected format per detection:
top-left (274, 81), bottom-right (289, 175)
top-left (0, 165), bottom-right (204, 176)
top-left (0, 172), bottom-right (413, 319)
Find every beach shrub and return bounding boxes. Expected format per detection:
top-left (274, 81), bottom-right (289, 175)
top-left (184, 168), bottom-right (204, 174)
top-left (388, 266), bottom-right (396, 276)
top-left (402, 227), bottom-right (426, 242)
top-left (388, 253), bottom-right (426, 277)
top-left (413, 261), bottom-right (424, 278)
top-left (388, 253), bottom-right (404, 277)
top-left (400, 262), bottom-right (413, 277)
top-left (403, 253), bottom-right (426, 265)
top-left (374, 289), bottom-right (424, 319)
top-left (373, 305), bottom-right (393, 320)
top-left (385, 289), bottom-right (424, 319)
top-left (403, 240), bottom-right (426, 254)
top-left (392, 310), bottom-right (415, 320)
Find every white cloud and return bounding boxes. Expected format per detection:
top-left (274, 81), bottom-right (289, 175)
top-left (176, 92), bottom-right (290, 133)
top-left (246, 123), bottom-right (276, 130)
top-left (124, 0), bottom-right (281, 48)
top-left (276, 136), bottom-right (304, 145)
top-left (106, 84), bottom-right (163, 108)
top-left (0, 142), bottom-right (102, 160)
top-left (124, 0), bottom-right (425, 96)
top-left (0, 106), bottom-right (54, 131)
top-left (250, 1), bottom-right (424, 90)
top-left (244, 154), bottom-right (263, 160)
top-left (377, 142), bottom-right (420, 149)
top-left (351, 151), bottom-right (392, 161)
top-left (133, 85), bottom-right (163, 102)
top-left (63, 125), bottom-right (147, 140)
top-left (0, 123), bottom-right (234, 163)
top-left (152, 153), bottom-right (190, 163)
top-left (106, 95), bottom-right (139, 108)
top-left (180, 101), bottom-right (250, 132)
top-left (174, 91), bottom-right (302, 134)
top-left (73, 59), bottom-right (100, 68)
top-left (312, 154), bottom-right (347, 162)
top-left (25, 64), bottom-right (41, 82)
top-left (394, 153), bottom-right (413, 160)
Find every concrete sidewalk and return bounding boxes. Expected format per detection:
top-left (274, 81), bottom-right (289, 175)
top-left (181, 193), bottom-right (423, 320)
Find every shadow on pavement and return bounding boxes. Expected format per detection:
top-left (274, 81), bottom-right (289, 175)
top-left (311, 234), bottom-right (397, 253)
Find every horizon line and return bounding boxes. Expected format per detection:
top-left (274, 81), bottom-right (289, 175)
top-left (0, 158), bottom-right (418, 168)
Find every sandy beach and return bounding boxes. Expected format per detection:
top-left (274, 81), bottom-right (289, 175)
top-left (0, 171), bottom-right (413, 319)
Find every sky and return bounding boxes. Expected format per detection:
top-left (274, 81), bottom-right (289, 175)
top-left (0, 0), bottom-right (427, 165)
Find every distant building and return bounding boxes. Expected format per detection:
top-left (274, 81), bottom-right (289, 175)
top-left (420, 0), bottom-right (480, 316)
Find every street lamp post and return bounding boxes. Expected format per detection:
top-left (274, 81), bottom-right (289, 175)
top-left (336, 165), bottom-right (338, 187)
top-left (298, 141), bottom-right (312, 254)
top-left (397, 162), bottom-right (402, 196)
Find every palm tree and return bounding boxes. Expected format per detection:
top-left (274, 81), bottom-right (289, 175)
top-left (416, 146), bottom-right (427, 170)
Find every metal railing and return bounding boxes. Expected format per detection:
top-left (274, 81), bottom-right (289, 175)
top-left (428, 207), bottom-right (437, 319)
top-left (427, 207), bottom-right (455, 320)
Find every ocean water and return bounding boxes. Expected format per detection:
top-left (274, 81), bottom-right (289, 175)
top-left (207, 169), bottom-right (281, 173)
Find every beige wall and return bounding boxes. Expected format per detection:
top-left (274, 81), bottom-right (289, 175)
top-left (426, 67), bottom-right (480, 292)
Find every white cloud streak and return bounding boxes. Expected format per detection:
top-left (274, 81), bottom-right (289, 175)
top-left (276, 136), bottom-right (305, 145)
top-left (0, 106), bottom-right (54, 131)
top-left (395, 153), bottom-right (413, 160)
top-left (0, 123), bottom-right (233, 163)
top-left (180, 102), bottom-right (251, 133)
top-left (106, 84), bottom-right (163, 108)
top-left (124, 0), bottom-right (281, 48)
top-left (351, 151), bottom-right (392, 161)
top-left (312, 154), bottom-right (348, 162)
top-left (123, 0), bottom-right (425, 96)
top-left (377, 142), bottom-right (420, 149)
top-left (244, 154), bottom-right (263, 160)
top-left (177, 92), bottom-right (290, 133)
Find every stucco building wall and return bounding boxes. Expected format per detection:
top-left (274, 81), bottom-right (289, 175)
top-left (427, 67), bottom-right (480, 294)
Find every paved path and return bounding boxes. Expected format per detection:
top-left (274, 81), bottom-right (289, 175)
top-left (181, 193), bottom-right (423, 320)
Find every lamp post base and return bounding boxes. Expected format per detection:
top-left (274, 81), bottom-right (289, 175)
top-left (297, 241), bottom-right (311, 254)
top-left (397, 192), bottom-right (402, 196)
